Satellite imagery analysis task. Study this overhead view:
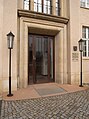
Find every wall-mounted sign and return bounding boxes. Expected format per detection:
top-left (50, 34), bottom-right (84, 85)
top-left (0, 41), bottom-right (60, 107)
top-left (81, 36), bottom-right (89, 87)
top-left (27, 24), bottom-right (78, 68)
top-left (73, 46), bottom-right (77, 51)
top-left (72, 52), bottom-right (79, 61)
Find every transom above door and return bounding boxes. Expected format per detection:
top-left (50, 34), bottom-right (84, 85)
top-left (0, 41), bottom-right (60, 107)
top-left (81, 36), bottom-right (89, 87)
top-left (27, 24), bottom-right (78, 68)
top-left (28, 34), bottom-right (54, 84)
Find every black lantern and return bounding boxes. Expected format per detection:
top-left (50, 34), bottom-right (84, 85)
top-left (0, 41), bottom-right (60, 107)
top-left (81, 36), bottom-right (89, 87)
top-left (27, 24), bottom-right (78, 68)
top-left (7, 31), bottom-right (15, 97)
top-left (78, 38), bottom-right (84, 87)
top-left (78, 38), bottom-right (85, 52)
top-left (7, 31), bottom-right (14, 49)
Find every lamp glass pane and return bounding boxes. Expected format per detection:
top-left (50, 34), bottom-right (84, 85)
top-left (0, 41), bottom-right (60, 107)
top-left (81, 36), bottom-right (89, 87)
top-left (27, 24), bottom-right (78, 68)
top-left (79, 42), bottom-right (82, 51)
top-left (7, 35), bottom-right (14, 49)
top-left (7, 37), bottom-right (10, 48)
top-left (79, 40), bottom-right (85, 51)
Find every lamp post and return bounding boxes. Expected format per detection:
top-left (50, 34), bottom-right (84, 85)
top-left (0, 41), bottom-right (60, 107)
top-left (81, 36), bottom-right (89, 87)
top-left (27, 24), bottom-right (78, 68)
top-left (7, 31), bottom-right (15, 97)
top-left (78, 38), bottom-right (85, 87)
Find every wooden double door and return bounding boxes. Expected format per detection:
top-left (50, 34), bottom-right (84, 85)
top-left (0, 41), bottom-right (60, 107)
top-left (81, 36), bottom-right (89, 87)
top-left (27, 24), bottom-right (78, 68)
top-left (28, 35), bottom-right (54, 84)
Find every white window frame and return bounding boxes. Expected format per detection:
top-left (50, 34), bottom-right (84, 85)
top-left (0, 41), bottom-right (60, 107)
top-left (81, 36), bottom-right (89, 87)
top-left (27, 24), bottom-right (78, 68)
top-left (82, 27), bottom-right (89, 57)
top-left (80, 0), bottom-right (89, 8)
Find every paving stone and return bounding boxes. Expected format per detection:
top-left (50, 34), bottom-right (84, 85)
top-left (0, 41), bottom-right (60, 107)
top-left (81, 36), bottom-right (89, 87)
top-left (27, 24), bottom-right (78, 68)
top-left (1, 90), bottom-right (89, 118)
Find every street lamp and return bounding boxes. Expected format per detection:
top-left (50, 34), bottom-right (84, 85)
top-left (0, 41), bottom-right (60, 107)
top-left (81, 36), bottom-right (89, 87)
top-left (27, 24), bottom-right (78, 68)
top-left (78, 38), bottom-right (85, 87)
top-left (7, 31), bottom-right (15, 96)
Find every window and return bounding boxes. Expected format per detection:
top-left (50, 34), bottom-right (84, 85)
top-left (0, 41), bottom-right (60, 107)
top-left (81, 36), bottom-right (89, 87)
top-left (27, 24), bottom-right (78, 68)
top-left (82, 26), bottom-right (89, 57)
top-left (80, 0), bottom-right (89, 8)
top-left (23, 0), bottom-right (60, 16)
top-left (56, 0), bottom-right (60, 16)
top-left (34, 0), bottom-right (52, 14)
top-left (24, 0), bottom-right (30, 10)
top-left (34, 0), bottom-right (42, 12)
top-left (44, 0), bottom-right (52, 14)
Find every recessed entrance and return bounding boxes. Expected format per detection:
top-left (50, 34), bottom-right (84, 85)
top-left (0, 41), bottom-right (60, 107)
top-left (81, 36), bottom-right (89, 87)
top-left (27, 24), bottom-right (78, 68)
top-left (28, 34), bottom-right (54, 84)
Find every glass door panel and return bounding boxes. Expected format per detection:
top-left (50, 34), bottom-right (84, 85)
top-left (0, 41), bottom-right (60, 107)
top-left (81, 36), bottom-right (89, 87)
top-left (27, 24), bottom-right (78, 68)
top-left (35, 36), bottom-right (49, 83)
top-left (50, 38), bottom-right (53, 79)
top-left (35, 37), bottom-right (43, 79)
top-left (28, 36), bottom-right (33, 84)
top-left (41, 37), bottom-right (48, 76)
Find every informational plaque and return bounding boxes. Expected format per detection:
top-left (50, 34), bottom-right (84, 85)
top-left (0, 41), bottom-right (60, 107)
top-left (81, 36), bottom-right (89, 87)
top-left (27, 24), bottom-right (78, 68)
top-left (72, 52), bottom-right (79, 61)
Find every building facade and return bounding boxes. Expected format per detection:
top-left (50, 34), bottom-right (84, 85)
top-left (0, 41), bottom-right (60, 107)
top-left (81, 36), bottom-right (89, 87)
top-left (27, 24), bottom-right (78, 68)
top-left (0, 0), bottom-right (89, 94)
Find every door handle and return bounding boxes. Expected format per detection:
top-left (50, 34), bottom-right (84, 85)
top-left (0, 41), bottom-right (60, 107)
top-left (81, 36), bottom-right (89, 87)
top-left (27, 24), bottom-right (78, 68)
top-left (33, 55), bottom-right (36, 60)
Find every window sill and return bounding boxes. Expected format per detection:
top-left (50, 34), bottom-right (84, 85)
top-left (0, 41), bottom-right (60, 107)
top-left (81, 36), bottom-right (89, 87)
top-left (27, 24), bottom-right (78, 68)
top-left (80, 6), bottom-right (89, 10)
top-left (18, 9), bottom-right (69, 24)
top-left (83, 57), bottom-right (89, 60)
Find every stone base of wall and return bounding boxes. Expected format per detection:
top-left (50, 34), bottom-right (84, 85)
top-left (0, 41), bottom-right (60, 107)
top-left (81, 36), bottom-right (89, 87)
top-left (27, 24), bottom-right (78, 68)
top-left (2, 79), bottom-right (17, 92)
top-left (0, 80), bottom-right (2, 98)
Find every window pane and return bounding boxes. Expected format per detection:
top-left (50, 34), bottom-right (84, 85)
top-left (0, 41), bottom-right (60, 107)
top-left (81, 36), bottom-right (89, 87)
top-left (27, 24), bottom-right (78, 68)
top-left (50, 38), bottom-right (53, 79)
top-left (34, 0), bottom-right (37, 11)
top-left (56, 0), bottom-right (60, 16)
top-left (80, 0), bottom-right (89, 8)
top-left (83, 52), bottom-right (86, 57)
top-left (38, 0), bottom-right (42, 12)
top-left (44, 0), bottom-right (51, 14)
top-left (80, 0), bottom-right (86, 7)
top-left (34, 0), bottom-right (42, 12)
top-left (34, 0), bottom-right (52, 14)
top-left (38, 4), bottom-right (42, 12)
top-left (82, 26), bottom-right (89, 57)
top-left (24, 0), bottom-right (29, 10)
top-left (83, 41), bottom-right (87, 56)
top-left (82, 27), bottom-right (86, 38)
top-left (87, 0), bottom-right (89, 8)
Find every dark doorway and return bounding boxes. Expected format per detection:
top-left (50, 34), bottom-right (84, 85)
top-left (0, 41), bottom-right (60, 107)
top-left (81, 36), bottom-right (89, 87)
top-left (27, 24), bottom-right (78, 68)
top-left (28, 35), bottom-right (54, 84)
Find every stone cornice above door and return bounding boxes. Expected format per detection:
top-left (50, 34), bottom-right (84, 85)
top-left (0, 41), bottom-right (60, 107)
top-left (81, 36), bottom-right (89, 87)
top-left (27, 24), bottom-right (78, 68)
top-left (18, 9), bottom-right (69, 24)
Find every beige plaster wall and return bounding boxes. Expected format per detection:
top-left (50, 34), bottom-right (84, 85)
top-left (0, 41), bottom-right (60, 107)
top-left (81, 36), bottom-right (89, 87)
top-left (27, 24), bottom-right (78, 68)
top-left (0, 0), bottom-right (3, 96)
top-left (2, 0), bottom-right (17, 92)
top-left (55, 30), bottom-right (64, 84)
top-left (69, 0), bottom-right (89, 85)
top-left (55, 26), bottom-right (68, 84)
top-left (18, 0), bottom-right (23, 9)
top-left (69, 0), bottom-right (80, 84)
top-left (80, 8), bottom-right (89, 84)
top-left (61, 0), bottom-right (69, 17)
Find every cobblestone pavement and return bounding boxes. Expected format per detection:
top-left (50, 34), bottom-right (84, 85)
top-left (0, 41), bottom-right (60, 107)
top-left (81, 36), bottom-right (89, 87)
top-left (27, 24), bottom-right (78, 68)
top-left (1, 90), bottom-right (89, 119)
